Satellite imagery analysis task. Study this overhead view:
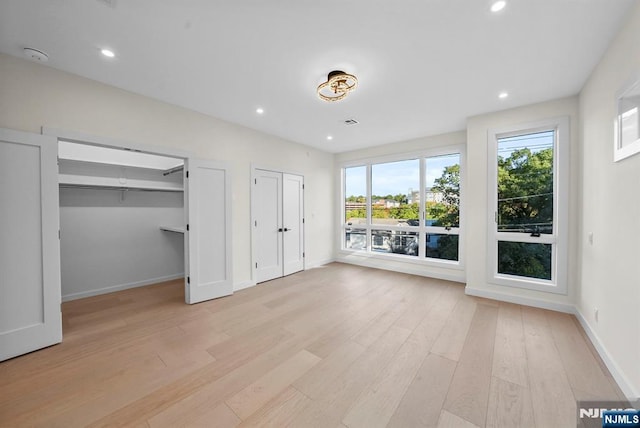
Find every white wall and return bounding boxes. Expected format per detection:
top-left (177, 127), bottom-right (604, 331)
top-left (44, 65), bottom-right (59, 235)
top-left (465, 96), bottom-right (580, 312)
top-left (59, 188), bottom-right (185, 300)
top-left (0, 53), bottom-right (335, 290)
top-left (335, 130), bottom-right (467, 282)
top-left (578, 1), bottom-right (640, 399)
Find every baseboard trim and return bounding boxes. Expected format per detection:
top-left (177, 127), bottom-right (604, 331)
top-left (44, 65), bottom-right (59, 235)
top-left (306, 258), bottom-right (336, 269)
top-left (233, 280), bottom-right (256, 292)
top-left (62, 273), bottom-right (184, 302)
top-left (573, 308), bottom-right (640, 401)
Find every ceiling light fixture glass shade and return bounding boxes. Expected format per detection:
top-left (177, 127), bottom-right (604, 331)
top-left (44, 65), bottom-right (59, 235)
top-left (491, 1), bottom-right (506, 12)
top-left (317, 70), bottom-right (358, 102)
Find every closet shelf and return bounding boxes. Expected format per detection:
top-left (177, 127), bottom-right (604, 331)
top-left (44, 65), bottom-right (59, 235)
top-left (59, 174), bottom-right (184, 192)
top-left (160, 226), bottom-right (186, 234)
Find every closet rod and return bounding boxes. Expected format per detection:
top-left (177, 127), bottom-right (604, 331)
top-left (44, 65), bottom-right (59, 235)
top-left (59, 184), bottom-right (183, 192)
top-left (163, 165), bottom-right (184, 176)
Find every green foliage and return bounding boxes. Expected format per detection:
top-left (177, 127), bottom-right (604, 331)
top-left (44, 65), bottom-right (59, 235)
top-left (497, 147), bottom-right (554, 279)
top-left (429, 164), bottom-right (460, 227)
top-left (498, 241), bottom-right (551, 280)
top-left (345, 195), bottom-right (366, 203)
top-left (498, 148), bottom-right (553, 233)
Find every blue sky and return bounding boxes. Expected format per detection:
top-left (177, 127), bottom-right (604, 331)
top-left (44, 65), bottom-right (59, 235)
top-left (345, 154), bottom-right (460, 197)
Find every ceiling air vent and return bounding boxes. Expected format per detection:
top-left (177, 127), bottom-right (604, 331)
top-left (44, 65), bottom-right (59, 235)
top-left (344, 119), bottom-right (359, 125)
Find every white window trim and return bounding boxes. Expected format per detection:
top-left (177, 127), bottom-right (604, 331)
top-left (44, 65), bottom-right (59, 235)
top-left (339, 145), bottom-right (465, 270)
top-left (613, 72), bottom-right (640, 162)
top-left (487, 117), bottom-right (569, 294)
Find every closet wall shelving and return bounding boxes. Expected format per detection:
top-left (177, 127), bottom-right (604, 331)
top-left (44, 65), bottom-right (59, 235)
top-left (57, 141), bottom-right (187, 300)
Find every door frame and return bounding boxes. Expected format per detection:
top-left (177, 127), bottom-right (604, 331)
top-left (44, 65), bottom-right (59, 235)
top-left (250, 164), bottom-right (305, 285)
top-left (42, 127), bottom-right (232, 304)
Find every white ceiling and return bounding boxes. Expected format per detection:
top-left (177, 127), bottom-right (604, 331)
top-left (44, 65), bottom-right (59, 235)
top-left (0, 0), bottom-right (635, 153)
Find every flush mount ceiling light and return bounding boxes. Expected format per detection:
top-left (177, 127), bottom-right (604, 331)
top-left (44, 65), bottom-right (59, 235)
top-left (317, 70), bottom-right (358, 102)
top-left (491, 1), bottom-right (506, 12)
top-left (100, 48), bottom-right (115, 58)
top-left (498, 91), bottom-right (509, 99)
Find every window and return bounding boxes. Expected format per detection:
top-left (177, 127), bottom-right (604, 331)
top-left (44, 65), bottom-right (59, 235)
top-left (371, 159), bottom-right (419, 225)
top-left (488, 118), bottom-right (569, 293)
top-left (614, 75), bottom-right (640, 162)
top-left (425, 154), bottom-right (461, 261)
top-left (342, 148), bottom-right (464, 266)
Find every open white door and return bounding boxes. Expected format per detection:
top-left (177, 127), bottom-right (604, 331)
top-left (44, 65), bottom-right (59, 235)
top-left (283, 173), bottom-right (304, 276)
top-left (0, 128), bottom-right (62, 361)
top-left (184, 158), bottom-right (233, 304)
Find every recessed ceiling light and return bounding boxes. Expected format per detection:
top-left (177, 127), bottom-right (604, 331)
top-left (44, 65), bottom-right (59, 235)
top-left (499, 91), bottom-right (509, 99)
top-left (327, 135), bottom-right (333, 141)
top-left (256, 107), bottom-right (264, 114)
top-left (491, 1), bottom-right (506, 12)
top-left (100, 48), bottom-right (115, 58)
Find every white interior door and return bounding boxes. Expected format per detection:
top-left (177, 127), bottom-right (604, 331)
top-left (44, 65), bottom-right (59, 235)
top-left (184, 158), bottom-right (233, 304)
top-left (0, 128), bottom-right (62, 361)
top-left (254, 170), bottom-right (283, 283)
top-left (254, 169), bottom-right (304, 283)
top-left (283, 173), bottom-right (304, 276)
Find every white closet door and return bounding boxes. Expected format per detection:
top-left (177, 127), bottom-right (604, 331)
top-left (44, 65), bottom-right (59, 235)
top-left (184, 158), bottom-right (232, 304)
top-left (254, 170), bottom-right (283, 283)
top-left (283, 173), bottom-right (304, 276)
top-left (0, 128), bottom-right (62, 361)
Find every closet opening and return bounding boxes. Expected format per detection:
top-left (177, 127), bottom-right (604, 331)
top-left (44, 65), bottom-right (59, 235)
top-left (57, 139), bottom-right (187, 303)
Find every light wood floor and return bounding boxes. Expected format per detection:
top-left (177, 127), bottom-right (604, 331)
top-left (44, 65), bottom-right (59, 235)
top-left (0, 263), bottom-right (626, 427)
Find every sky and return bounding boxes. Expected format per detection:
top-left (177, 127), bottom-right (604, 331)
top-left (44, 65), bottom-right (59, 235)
top-left (345, 154), bottom-right (460, 197)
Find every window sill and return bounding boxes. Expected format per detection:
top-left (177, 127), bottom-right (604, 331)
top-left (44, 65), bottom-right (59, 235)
top-left (489, 274), bottom-right (566, 295)
top-left (338, 249), bottom-right (464, 271)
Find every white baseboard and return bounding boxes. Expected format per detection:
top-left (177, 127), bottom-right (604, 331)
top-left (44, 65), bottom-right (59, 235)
top-left (464, 286), bottom-right (575, 313)
top-left (233, 280), bottom-right (256, 292)
top-left (62, 273), bottom-right (184, 302)
top-left (573, 308), bottom-right (640, 401)
top-left (306, 258), bottom-right (336, 269)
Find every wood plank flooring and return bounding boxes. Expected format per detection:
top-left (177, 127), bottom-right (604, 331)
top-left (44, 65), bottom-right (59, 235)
top-left (0, 262), bottom-right (626, 427)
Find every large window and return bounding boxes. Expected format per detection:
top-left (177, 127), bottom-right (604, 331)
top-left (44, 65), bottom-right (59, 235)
top-left (342, 148), bottom-right (463, 266)
top-left (426, 154), bottom-right (460, 261)
top-left (488, 119), bottom-right (568, 293)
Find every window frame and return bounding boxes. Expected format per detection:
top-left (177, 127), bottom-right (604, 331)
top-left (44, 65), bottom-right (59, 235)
top-left (340, 145), bottom-right (465, 269)
top-left (487, 117), bottom-right (569, 294)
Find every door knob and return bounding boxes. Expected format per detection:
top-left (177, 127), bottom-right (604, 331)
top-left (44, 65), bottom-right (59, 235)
top-left (284, 228), bottom-right (290, 232)
top-left (278, 228), bottom-right (283, 232)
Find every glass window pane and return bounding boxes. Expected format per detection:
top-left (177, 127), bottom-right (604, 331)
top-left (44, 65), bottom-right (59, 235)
top-left (497, 131), bottom-right (554, 234)
top-left (345, 228), bottom-right (366, 250)
top-left (426, 234), bottom-right (459, 261)
top-left (497, 241), bottom-right (552, 280)
top-left (618, 83), bottom-right (640, 148)
top-left (371, 230), bottom-right (418, 256)
top-left (371, 159), bottom-right (419, 226)
top-left (426, 154), bottom-right (460, 228)
top-left (345, 166), bottom-right (367, 224)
